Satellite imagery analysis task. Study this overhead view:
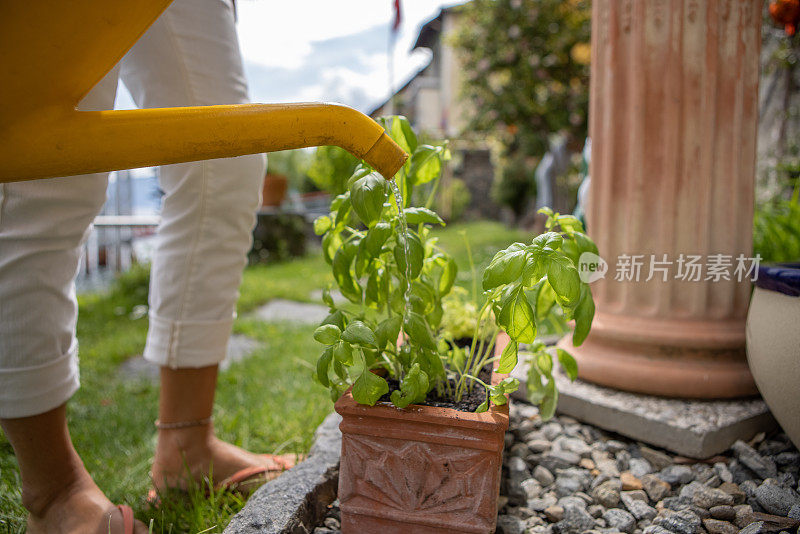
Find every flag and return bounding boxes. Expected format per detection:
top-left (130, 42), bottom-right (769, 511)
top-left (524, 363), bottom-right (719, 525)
top-left (392, 0), bottom-right (402, 33)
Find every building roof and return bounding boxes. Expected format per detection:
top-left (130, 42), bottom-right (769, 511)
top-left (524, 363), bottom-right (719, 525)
top-left (368, 63), bottom-right (431, 117)
top-left (369, 2), bottom-right (466, 117)
top-left (412, 3), bottom-right (462, 51)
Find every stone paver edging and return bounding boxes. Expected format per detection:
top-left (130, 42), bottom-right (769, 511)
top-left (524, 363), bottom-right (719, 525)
top-left (224, 412), bottom-right (342, 534)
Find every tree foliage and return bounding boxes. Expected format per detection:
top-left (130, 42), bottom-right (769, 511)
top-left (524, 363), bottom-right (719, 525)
top-left (452, 0), bottom-right (591, 214)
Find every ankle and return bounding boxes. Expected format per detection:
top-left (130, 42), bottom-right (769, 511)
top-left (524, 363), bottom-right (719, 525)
top-left (153, 425), bottom-right (217, 484)
top-left (22, 469), bottom-right (93, 519)
top-left (156, 423), bottom-right (215, 454)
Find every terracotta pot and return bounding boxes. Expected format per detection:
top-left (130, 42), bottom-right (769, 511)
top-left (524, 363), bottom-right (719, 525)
top-left (261, 173), bottom-right (288, 207)
top-left (334, 334), bottom-right (512, 534)
top-left (746, 263), bottom-right (800, 448)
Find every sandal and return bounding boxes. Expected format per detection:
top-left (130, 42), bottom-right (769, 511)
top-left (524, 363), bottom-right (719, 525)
top-left (146, 453), bottom-right (299, 507)
top-left (117, 504), bottom-right (135, 534)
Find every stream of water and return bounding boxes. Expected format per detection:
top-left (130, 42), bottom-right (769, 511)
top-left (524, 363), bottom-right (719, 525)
top-left (388, 178), bottom-right (412, 336)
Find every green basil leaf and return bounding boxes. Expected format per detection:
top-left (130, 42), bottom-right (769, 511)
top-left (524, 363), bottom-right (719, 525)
top-left (497, 285), bottom-right (537, 343)
top-left (535, 280), bottom-right (557, 320)
top-left (407, 145), bottom-right (442, 185)
top-left (398, 117), bottom-right (418, 153)
top-left (490, 390), bottom-right (509, 406)
top-left (556, 214), bottom-right (584, 234)
top-left (320, 310), bottom-right (345, 330)
top-left (527, 363), bottom-right (546, 404)
top-left (410, 281), bottom-right (436, 314)
top-left (495, 376), bottom-right (520, 395)
top-left (354, 245), bottom-right (370, 279)
top-left (428, 300), bottom-right (444, 329)
top-left (539, 378), bottom-right (558, 420)
top-left (330, 192), bottom-right (348, 212)
top-left (313, 324), bottom-right (341, 345)
top-left (341, 320), bottom-right (377, 347)
top-left (531, 232), bottom-right (563, 254)
top-left (476, 399), bottom-right (489, 413)
top-left (573, 232), bottom-right (598, 256)
top-left (333, 341), bottom-right (354, 366)
top-left (522, 256), bottom-right (546, 287)
top-left (352, 367), bottom-right (389, 406)
top-left (572, 284), bottom-right (595, 346)
top-left (483, 243), bottom-right (528, 290)
top-left (349, 172), bottom-right (387, 227)
top-left (537, 206), bottom-right (555, 218)
top-left (375, 315), bottom-right (402, 349)
top-left (417, 347), bottom-right (445, 380)
top-left (403, 207), bottom-right (445, 226)
top-left (345, 165), bottom-right (372, 190)
top-left (332, 357), bottom-right (347, 380)
top-left (321, 286), bottom-right (335, 309)
top-left (313, 215), bottom-right (332, 235)
top-left (390, 363), bottom-right (429, 409)
top-left (394, 230), bottom-right (424, 280)
top-left (334, 195), bottom-right (352, 228)
top-left (365, 268), bottom-right (386, 308)
top-left (403, 311), bottom-right (437, 350)
top-left (536, 350), bottom-right (553, 377)
top-left (389, 115), bottom-right (417, 154)
top-left (438, 255), bottom-right (457, 296)
top-left (363, 222), bottom-right (392, 257)
top-left (561, 238), bottom-right (580, 266)
top-left (332, 239), bottom-right (362, 303)
top-left (321, 231), bottom-right (342, 265)
top-left (557, 348), bottom-right (578, 381)
top-left (496, 339), bottom-right (519, 373)
top-left (315, 346), bottom-right (334, 387)
top-left (546, 252), bottom-right (581, 306)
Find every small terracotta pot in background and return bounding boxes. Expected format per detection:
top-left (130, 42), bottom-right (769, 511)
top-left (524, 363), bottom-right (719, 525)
top-left (334, 334), bottom-right (512, 534)
top-left (261, 173), bottom-right (288, 208)
top-left (746, 263), bottom-right (800, 448)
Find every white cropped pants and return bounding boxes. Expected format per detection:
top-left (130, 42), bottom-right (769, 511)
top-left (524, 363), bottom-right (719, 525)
top-left (0, 0), bottom-right (266, 418)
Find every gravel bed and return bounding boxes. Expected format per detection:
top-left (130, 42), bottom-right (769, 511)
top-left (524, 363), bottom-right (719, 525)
top-left (496, 403), bottom-right (800, 534)
top-left (313, 401), bottom-right (800, 534)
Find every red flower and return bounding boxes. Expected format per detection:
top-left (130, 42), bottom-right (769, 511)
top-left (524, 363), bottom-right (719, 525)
top-left (770, 0), bottom-right (800, 36)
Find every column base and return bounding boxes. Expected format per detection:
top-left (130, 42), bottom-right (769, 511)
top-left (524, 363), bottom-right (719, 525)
top-left (559, 313), bottom-right (758, 399)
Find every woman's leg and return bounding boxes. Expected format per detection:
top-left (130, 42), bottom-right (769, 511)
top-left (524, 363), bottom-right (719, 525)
top-left (0, 406), bottom-right (145, 534)
top-left (119, 0), bottom-right (283, 489)
top-left (0, 67), bottom-right (147, 532)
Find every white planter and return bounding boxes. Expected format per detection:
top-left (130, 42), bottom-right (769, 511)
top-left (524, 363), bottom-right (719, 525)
top-left (745, 264), bottom-right (800, 448)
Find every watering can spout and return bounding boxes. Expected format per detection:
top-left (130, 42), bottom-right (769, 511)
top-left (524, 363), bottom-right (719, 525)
top-left (0, 102), bottom-right (408, 184)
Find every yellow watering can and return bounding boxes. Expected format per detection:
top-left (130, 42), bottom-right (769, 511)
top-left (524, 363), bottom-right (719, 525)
top-left (0, 0), bottom-right (408, 184)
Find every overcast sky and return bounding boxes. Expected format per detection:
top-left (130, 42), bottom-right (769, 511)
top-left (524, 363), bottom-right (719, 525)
top-left (237, 0), bottom-right (466, 112)
top-left (117, 1), bottom-right (465, 113)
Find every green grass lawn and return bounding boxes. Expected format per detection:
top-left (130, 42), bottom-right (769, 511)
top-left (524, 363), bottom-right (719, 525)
top-left (0, 220), bottom-right (532, 533)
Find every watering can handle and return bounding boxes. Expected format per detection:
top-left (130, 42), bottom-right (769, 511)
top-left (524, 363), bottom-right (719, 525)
top-left (0, 2), bottom-right (408, 183)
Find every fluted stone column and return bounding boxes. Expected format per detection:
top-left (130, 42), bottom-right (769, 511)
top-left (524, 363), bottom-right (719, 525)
top-left (562, 0), bottom-right (761, 398)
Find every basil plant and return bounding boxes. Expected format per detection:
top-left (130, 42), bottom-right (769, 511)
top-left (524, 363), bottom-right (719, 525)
top-left (312, 116), bottom-right (455, 409)
top-left (311, 116), bottom-right (596, 417)
top-left (470, 207), bottom-right (597, 417)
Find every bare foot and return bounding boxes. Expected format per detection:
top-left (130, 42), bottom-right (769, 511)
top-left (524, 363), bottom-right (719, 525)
top-left (25, 474), bottom-right (148, 534)
top-left (152, 426), bottom-right (296, 492)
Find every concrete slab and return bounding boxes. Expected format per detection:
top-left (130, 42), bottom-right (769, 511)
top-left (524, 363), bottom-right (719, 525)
top-left (250, 299), bottom-right (329, 325)
top-left (511, 352), bottom-right (777, 459)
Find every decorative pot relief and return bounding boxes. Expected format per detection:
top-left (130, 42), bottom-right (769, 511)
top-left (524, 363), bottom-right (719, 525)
top-left (339, 433), bottom-right (498, 531)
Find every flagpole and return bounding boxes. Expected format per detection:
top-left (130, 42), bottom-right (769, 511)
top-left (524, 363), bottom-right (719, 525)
top-left (387, 14), bottom-right (395, 115)
top-left (387, 0), bottom-right (401, 116)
